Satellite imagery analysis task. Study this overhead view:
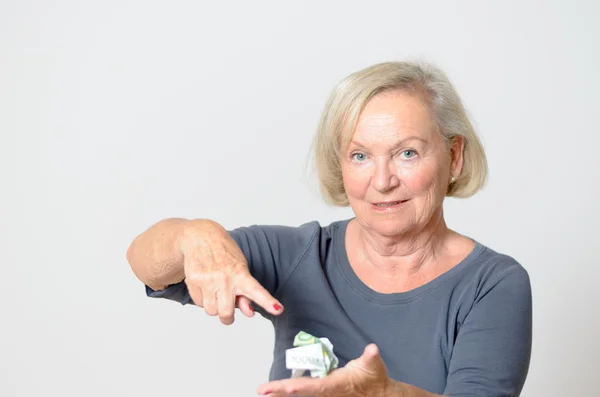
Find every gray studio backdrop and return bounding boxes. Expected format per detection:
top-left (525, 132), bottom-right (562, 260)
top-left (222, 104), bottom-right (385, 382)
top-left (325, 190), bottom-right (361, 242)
top-left (2, 1), bottom-right (599, 396)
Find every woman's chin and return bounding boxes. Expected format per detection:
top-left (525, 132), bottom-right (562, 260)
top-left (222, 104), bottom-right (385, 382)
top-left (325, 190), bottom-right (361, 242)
top-left (363, 217), bottom-right (412, 238)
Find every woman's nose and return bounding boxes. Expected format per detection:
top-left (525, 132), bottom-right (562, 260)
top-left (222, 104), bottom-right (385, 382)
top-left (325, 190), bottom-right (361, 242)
top-left (372, 158), bottom-right (400, 192)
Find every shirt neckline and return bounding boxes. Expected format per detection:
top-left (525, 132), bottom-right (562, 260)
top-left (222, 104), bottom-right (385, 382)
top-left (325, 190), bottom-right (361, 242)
top-left (332, 218), bottom-right (486, 305)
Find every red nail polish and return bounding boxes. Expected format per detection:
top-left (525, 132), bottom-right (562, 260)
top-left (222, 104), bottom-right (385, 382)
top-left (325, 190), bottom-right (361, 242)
top-left (273, 303), bottom-right (282, 311)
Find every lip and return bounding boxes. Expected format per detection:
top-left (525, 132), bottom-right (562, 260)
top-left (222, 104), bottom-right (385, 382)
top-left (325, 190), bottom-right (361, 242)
top-left (371, 199), bottom-right (409, 211)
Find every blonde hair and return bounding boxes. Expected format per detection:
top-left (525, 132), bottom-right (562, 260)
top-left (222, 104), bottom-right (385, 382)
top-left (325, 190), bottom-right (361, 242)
top-left (311, 61), bottom-right (488, 206)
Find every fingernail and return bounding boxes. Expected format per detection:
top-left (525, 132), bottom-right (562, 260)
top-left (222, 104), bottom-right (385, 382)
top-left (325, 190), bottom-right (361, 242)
top-left (273, 303), bottom-right (282, 311)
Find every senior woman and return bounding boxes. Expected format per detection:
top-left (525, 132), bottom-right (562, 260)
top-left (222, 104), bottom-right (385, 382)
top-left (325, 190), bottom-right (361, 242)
top-left (127, 61), bottom-right (532, 397)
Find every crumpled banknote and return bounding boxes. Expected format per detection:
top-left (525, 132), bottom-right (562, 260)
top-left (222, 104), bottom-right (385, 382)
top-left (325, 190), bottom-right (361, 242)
top-left (285, 330), bottom-right (339, 378)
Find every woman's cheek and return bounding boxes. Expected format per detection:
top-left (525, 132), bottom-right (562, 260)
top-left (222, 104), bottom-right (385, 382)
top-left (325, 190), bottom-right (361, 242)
top-left (399, 164), bottom-right (437, 193)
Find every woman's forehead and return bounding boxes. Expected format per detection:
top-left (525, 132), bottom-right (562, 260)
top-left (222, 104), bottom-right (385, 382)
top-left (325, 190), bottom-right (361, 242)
top-left (349, 92), bottom-right (436, 144)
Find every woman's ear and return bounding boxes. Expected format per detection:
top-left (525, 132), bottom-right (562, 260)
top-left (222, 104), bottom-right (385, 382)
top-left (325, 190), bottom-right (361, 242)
top-left (449, 135), bottom-right (465, 179)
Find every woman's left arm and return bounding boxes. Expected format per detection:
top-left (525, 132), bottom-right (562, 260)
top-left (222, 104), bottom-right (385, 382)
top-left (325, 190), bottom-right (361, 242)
top-left (392, 263), bottom-right (533, 397)
top-left (441, 264), bottom-right (532, 396)
top-left (258, 264), bottom-right (532, 397)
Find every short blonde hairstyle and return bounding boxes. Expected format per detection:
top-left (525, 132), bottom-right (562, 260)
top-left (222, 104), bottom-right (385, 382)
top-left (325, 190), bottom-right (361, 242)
top-left (311, 61), bottom-right (488, 206)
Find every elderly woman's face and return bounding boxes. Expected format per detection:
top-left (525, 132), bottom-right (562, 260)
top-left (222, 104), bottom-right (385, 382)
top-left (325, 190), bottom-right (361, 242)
top-left (341, 90), bottom-right (461, 237)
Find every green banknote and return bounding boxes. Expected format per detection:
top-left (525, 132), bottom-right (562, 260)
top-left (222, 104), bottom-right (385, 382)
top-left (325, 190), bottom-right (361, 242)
top-left (285, 331), bottom-right (339, 378)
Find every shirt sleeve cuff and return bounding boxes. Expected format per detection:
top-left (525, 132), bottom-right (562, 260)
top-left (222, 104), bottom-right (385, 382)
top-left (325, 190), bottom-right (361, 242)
top-left (144, 281), bottom-right (192, 305)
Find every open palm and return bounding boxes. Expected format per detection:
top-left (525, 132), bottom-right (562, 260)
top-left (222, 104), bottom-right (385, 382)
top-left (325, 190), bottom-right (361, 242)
top-left (257, 344), bottom-right (393, 397)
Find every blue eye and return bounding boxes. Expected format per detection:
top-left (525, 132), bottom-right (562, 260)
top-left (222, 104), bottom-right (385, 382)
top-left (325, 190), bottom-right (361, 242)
top-left (352, 153), bottom-right (367, 162)
top-left (400, 150), bottom-right (417, 159)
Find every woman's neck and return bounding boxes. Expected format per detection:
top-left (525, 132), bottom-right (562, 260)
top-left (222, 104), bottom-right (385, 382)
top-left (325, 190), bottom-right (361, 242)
top-left (352, 210), bottom-right (452, 281)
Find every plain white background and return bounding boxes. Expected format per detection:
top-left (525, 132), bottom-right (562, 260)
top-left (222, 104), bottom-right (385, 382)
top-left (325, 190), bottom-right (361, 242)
top-left (2, 1), bottom-right (599, 396)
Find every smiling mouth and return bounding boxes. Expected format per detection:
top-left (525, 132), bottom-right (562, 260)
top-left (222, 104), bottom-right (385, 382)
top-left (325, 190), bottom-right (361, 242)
top-left (372, 199), bottom-right (409, 208)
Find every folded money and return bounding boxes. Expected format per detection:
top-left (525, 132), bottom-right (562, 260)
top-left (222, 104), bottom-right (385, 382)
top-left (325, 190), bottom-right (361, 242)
top-left (285, 331), bottom-right (339, 378)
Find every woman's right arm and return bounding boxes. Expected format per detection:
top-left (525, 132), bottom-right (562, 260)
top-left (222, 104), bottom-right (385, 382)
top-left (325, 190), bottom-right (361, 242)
top-left (126, 217), bottom-right (190, 291)
top-left (126, 218), bottom-right (284, 324)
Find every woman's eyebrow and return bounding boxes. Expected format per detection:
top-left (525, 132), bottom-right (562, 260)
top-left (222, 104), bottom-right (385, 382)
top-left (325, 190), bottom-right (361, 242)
top-left (349, 136), bottom-right (428, 148)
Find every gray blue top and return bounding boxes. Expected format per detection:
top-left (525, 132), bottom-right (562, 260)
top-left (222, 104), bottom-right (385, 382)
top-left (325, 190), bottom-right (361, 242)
top-left (146, 218), bottom-right (532, 396)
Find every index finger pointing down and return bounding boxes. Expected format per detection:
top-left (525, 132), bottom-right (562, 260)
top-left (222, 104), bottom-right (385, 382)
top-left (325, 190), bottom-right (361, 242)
top-left (237, 273), bottom-right (284, 315)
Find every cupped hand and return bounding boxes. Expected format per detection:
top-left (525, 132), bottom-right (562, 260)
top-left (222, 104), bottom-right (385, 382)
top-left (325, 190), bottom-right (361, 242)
top-left (257, 344), bottom-right (395, 397)
top-left (179, 220), bottom-right (283, 324)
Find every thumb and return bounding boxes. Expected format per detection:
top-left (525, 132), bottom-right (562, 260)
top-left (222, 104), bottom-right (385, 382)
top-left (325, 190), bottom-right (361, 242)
top-left (358, 344), bottom-right (386, 374)
top-left (236, 296), bottom-right (255, 318)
